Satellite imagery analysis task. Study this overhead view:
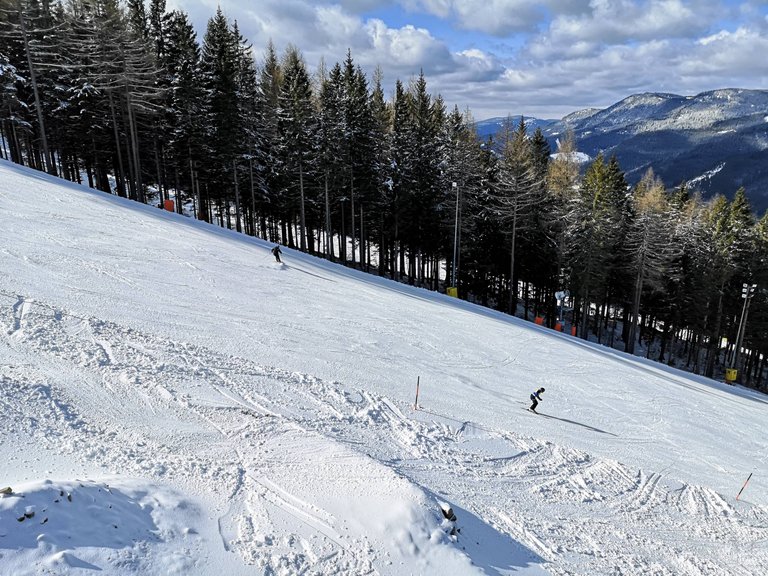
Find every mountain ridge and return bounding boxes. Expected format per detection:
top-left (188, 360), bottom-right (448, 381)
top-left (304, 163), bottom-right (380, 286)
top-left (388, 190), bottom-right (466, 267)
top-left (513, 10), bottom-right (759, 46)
top-left (476, 88), bottom-right (768, 211)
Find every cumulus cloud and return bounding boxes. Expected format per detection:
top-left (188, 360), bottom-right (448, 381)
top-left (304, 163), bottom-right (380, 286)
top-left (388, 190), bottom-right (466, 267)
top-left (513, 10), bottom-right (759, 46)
top-left (548, 0), bottom-right (714, 45)
top-left (689, 26), bottom-right (768, 76)
top-left (166, 0), bottom-right (768, 120)
top-left (364, 19), bottom-right (456, 73)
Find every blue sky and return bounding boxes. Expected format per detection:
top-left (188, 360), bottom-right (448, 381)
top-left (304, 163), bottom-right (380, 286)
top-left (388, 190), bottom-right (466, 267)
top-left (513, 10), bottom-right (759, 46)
top-left (168, 1), bottom-right (768, 119)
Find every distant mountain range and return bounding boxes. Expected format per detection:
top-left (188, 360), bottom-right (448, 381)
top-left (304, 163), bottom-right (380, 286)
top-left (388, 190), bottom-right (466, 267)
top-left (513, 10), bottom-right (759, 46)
top-left (475, 89), bottom-right (768, 212)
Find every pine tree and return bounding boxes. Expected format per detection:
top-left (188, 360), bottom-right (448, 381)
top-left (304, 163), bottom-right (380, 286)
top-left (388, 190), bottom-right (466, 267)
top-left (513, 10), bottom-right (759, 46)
top-left (389, 79), bottom-right (415, 279)
top-left (199, 7), bottom-right (239, 221)
top-left (698, 194), bottom-right (742, 377)
top-left (441, 105), bottom-right (485, 292)
top-left (623, 169), bottom-right (681, 353)
top-left (276, 44), bottom-right (315, 251)
top-left (494, 117), bottom-right (541, 314)
top-left (235, 23), bottom-right (262, 234)
top-left (65, 0), bottom-right (161, 201)
top-left (163, 9), bottom-right (202, 213)
top-left (546, 127), bottom-right (582, 304)
top-left (148, 0), bottom-right (170, 62)
top-left (744, 212), bottom-right (768, 383)
top-left (399, 71), bottom-right (443, 284)
top-left (315, 61), bottom-right (345, 259)
top-left (0, 0), bottom-right (65, 173)
top-left (565, 153), bottom-right (626, 338)
top-left (722, 188), bottom-right (757, 372)
top-left (254, 41), bottom-right (281, 239)
top-left (0, 44), bottom-right (25, 163)
top-left (520, 126), bottom-right (555, 318)
top-left (368, 66), bottom-right (392, 275)
top-left (125, 0), bottom-right (148, 40)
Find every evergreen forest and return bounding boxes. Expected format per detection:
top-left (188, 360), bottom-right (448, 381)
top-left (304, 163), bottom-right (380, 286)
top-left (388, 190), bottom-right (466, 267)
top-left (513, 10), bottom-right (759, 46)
top-left (2, 0), bottom-right (768, 390)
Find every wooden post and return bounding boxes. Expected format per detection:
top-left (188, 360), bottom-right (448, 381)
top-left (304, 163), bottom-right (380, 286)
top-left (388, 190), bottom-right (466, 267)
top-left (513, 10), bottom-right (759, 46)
top-left (736, 472), bottom-right (753, 501)
top-left (414, 376), bottom-right (420, 410)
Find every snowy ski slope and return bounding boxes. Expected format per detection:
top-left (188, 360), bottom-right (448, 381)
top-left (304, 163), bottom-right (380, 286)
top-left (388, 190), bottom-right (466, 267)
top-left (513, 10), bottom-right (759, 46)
top-left (1, 159), bottom-right (766, 575)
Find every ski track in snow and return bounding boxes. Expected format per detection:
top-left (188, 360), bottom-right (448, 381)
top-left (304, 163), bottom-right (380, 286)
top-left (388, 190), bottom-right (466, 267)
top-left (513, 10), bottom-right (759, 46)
top-left (2, 297), bottom-right (767, 575)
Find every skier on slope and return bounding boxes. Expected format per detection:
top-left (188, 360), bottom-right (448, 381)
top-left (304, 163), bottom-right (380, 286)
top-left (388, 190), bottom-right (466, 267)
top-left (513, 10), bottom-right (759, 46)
top-left (529, 387), bottom-right (545, 413)
top-left (271, 244), bottom-right (282, 263)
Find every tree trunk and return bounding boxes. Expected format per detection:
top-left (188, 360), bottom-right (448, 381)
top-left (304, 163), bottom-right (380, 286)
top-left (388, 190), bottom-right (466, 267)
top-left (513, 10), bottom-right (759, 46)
top-left (154, 136), bottom-right (164, 204)
top-left (324, 171), bottom-right (332, 259)
top-left (705, 286), bottom-right (725, 378)
top-left (627, 253), bottom-right (646, 354)
top-left (298, 160), bottom-right (307, 251)
top-left (125, 94), bottom-right (143, 202)
top-left (18, 3), bottom-right (52, 174)
top-left (350, 170), bottom-right (355, 263)
top-left (233, 160), bottom-right (242, 233)
top-left (249, 157), bottom-right (256, 236)
top-left (507, 204), bottom-right (518, 315)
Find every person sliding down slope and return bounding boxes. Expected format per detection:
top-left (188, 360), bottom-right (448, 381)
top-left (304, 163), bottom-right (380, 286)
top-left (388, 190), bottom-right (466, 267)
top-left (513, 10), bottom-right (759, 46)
top-left (271, 244), bottom-right (282, 263)
top-left (529, 387), bottom-right (545, 413)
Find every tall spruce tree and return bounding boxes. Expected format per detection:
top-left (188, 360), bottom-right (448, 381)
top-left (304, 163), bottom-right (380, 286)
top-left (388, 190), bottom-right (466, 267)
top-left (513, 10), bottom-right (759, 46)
top-left (276, 44), bottom-right (315, 251)
top-left (402, 71), bottom-right (442, 284)
top-left (315, 61), bottom-right (345, 259)
top-left (199, 7), bottom-right (239, 221)
top-left (389, 79), bottom-right (416, 279)
top-left (163, 9), bottom-right (202, 213)
top-left (566, 153), bottom-right (625, 338)
top-left (441, 105), bottom-right (484, 293)
top-left (494, 117), bottom-right (541, 314)
top-left (624, 169), bottom-right (681, 353)
top-left (0, 0), bottom-right (65, 173)
top-left (368, 66), bottom-right (392, 276)
top-left (342, 53), bottom-right (375, 265)
top-left (255, 41), bottom-right (282, 239)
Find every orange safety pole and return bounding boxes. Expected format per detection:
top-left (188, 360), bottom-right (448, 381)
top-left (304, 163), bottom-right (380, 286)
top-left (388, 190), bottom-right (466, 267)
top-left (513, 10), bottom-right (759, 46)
top-left (736, 472), bottom-right (753, 501)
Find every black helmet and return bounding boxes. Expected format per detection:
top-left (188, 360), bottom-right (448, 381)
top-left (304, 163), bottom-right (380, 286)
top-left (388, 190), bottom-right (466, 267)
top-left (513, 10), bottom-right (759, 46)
top-left (539, 387), bottom-right (545, 392)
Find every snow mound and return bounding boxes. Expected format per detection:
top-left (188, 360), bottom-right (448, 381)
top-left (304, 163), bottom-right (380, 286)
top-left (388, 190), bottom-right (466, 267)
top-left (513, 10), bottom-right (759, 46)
top-left (0, 478), bottom-right (202, 575)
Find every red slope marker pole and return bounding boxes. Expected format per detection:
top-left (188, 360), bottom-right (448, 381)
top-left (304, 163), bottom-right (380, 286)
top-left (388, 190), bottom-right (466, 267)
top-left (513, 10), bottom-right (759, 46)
top-left (736, 472), bottom-right (753, 501)
top-left (414, 376), bottom-right (420, 410)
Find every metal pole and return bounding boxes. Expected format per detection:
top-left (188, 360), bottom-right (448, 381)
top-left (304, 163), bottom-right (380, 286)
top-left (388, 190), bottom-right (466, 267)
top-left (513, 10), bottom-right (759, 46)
top-left (736, 472), bottom-right (753, 501)
top-left (733, 284), bottom-right (755, 373)
top-left (451, 182), bottom-right (459, 287)
top-left (733, 290), bottom-right (749, 370)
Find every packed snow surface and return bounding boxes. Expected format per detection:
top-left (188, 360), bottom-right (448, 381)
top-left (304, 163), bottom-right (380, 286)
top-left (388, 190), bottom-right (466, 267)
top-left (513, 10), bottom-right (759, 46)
top-left (1, 159), bottom-right (767, 575)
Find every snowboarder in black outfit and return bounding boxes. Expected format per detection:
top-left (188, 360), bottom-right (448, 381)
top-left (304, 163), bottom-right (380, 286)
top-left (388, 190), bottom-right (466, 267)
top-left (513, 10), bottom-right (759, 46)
top-left (529, 387), bottom-right (545, 412)
top-left (271, 245), bottom-right (282, 263)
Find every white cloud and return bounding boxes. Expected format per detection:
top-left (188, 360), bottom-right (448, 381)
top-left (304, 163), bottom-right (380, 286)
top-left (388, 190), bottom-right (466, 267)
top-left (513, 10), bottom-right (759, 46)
top-left (166, 0), bottom-right (768, 120)
top-left (363, 19), bottom-right (456, 74)
top-left (315, 5), bottom-right (371, 48)
top-left (548, 0), bottom-right (712, 45)
top-left (689, 26), bottom-right (768, 76)
top-left (450, 49), bottom-right (505, 81)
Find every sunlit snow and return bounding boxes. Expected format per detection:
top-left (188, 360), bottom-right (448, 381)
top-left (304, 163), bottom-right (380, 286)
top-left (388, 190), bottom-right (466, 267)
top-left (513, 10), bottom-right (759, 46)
top-left (1, 159), bottom-right (766, 575)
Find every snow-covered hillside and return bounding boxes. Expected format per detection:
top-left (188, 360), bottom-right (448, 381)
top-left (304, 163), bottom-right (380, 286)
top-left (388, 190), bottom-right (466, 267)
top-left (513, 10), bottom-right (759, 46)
top-left (539, 88), bottom-right (768, 208)
top-left (555, 89), bottom-right (768, 134)
top-left (1, 160), bottom-right (767, 575)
